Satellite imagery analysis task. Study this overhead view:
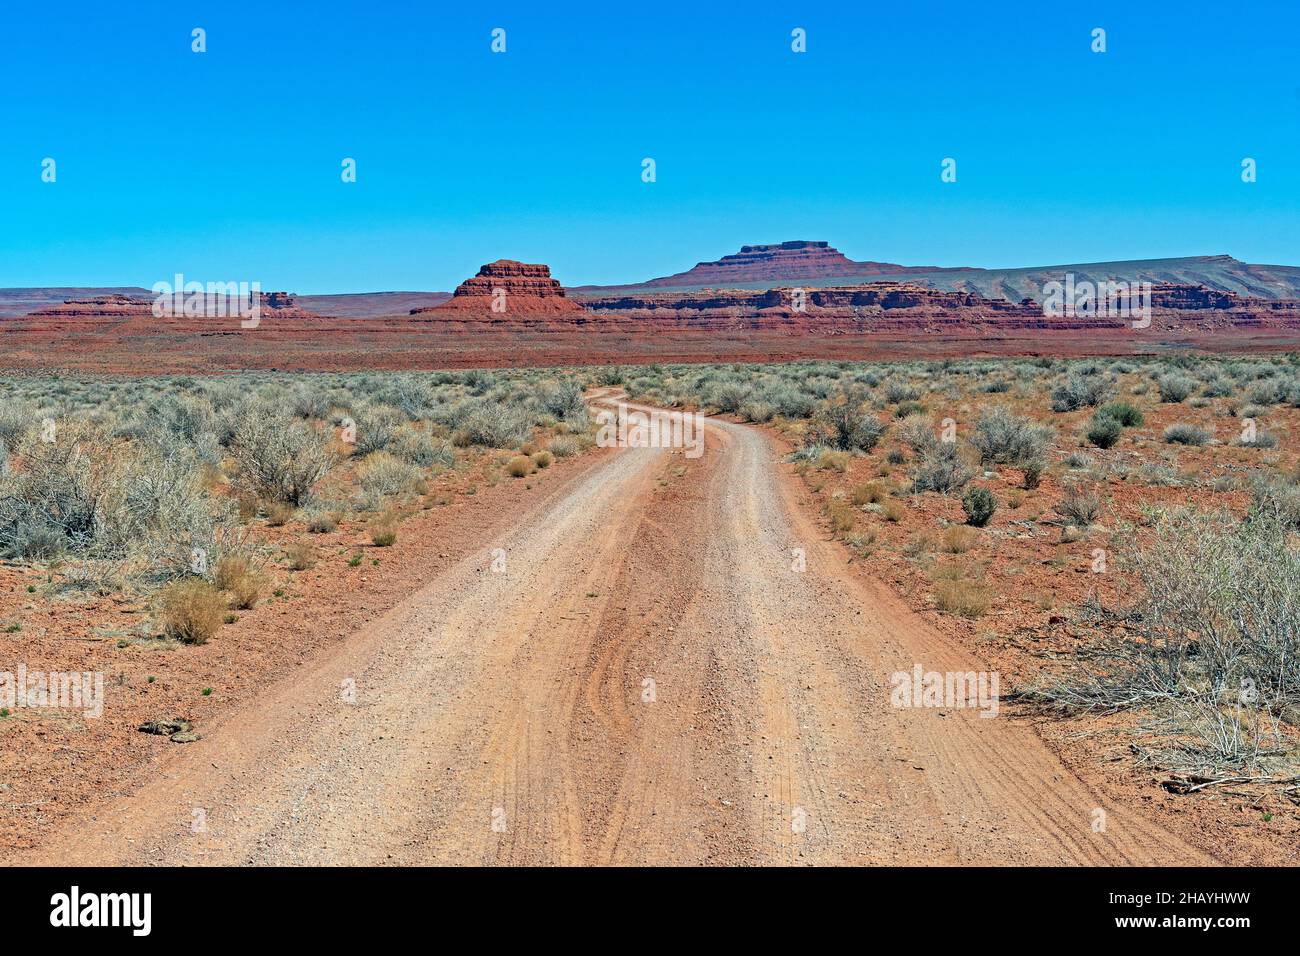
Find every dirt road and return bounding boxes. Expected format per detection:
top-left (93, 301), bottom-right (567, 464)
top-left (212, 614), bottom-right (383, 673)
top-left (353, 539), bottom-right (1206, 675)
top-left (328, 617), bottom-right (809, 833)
top-left (25, 397), bottom-right (1213, 866)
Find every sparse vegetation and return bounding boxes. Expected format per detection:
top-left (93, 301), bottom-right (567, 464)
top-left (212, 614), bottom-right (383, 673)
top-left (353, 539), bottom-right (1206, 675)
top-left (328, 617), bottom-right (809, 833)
top-left (158, 578), bottom-right (226, 645)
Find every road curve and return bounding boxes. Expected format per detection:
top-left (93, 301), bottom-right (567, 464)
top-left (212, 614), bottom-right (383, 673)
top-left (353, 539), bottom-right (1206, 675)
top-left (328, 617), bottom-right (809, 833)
top-left (23, 396), bottom-right (1213, 866)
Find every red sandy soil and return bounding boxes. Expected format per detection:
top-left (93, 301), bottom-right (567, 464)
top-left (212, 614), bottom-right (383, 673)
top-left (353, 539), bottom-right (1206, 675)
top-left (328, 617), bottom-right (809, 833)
top-left (8, 389), bottom-right (1296, 865)
top-left (0, 445), bottom-right (612, 854)
top-left (12, 397), bottom-right (1219, 866)
top-left (3, 307), bottom-right (1300, 376)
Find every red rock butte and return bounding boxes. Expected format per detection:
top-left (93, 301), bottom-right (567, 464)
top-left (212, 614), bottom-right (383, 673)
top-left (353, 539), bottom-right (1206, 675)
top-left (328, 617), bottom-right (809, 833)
top-left (416, 260), bottom-right (584, 316)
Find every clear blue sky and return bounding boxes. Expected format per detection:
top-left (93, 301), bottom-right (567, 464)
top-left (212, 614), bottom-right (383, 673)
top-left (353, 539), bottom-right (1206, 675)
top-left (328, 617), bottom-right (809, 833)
top-left (1, 1), bottom-right (1295, 292)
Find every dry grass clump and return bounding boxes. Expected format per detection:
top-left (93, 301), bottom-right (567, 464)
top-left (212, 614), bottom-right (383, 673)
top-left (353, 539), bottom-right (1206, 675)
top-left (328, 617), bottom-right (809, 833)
top-left (285, 541), bottom-right (316, 571)
top-left (369, 512), bottom-right (398, 547)
top-left (506, 455), bottom-right (536, 478)
top-left (826, 498), bottom-right (856, 535)
top-left (817, 449), bottom-right (852, 473)
top-left (264, 501), bottom-right (295, 527)
top-left (941, 525), bottom-right (979, 554)
top-left (532, 450), bottom-right (554, 469)
top-left (549, 435), bottom-right (580, 458)
top-left (850, 481), bottom-right (888, 506)
top-left (933, 562), bottom-right (991, 618)
top-left (214, 553), bottom-right (268, 609)
top-left (158, 578), bottom-right (226, 645)
top-left (305, 510), bottom-right (337, 534)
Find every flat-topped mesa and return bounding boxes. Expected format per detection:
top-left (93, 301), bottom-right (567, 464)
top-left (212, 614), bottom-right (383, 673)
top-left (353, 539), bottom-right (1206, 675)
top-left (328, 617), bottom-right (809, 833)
top-left (416, 260), bottom-right (584, 316)
top-left (644, 241), bottom-right (866, 287)
top-left (29, 294), bottom-right (156, 316)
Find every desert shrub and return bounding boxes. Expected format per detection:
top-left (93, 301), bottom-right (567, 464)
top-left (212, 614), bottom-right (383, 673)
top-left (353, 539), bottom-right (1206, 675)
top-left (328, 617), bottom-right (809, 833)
top-left (769, 388), bottom-right (817, 419)
top-left (229, 403), bottom-right (335, 505)
top-left (893, 400), bottom-right (926, 419)
top-left (969, 407), bottom-right (1055, 466)
top-left (912, 443), bottom-right (973, 495)
top-left (897, 416), bottom-right (938, 455)
top-left (1086, 413), bottom-right (1123, 449)
top-left (1099, 401), bottom-right (1143, 427)
top-left (451, 401), bottom-right (534, 449)
top-left (1051, 374), bottom-right (1112, 412)
top-left (0, 422), bottom-right (117, 558)
top-left (1157, 374), bottom-right (1197, 403)
top-left (390, 430), bottom-right (455, 469)
top-left (358, 452), bottom-right (421, 501)
top-left (541, 380), bottom-right (588, 426)
top-left (0, 421), bottom-right (225, 579)
top-left (709, 381), bottom-right (753, 414)
top-left (0, 404), bottom-right (32, 451)
top-left (1201, 376), bottom-right (1234, 399)
top-left (961, 486), bottom-right (997, 527)
top-left (287, 386), bottom-right (330, 420)
top-left (1163, 423), bottom-right (1211, 446)
top-left (348, 404), bottom-right (402, 456)
top-left (1056, 484), bottom-right (1101, 526)
top-left (1022, 461), bottom-right (1043, 490)
top-left (1239, 430), bottom-right (1278, 449)
top-left (214, 553), bottom-right (267, 609)
top-left (506, 455), bottom-right (535, 478)
top-left (549, 435), bottom-right (579, 458)
top-left (1023, 510), bottom-right (1300, 726)
top-left (1251, 475), bottom-right (1300, 528)
top-left (532, 450), bottom-right (554, 469)
top-left (885, 381), bottom-right (921, 404)
top-left (738, 400), bottom-right (775, 424)
top-left (808, 400), bottom-right (886, 452)
top-left (159, 578), bottom-right (226, 644)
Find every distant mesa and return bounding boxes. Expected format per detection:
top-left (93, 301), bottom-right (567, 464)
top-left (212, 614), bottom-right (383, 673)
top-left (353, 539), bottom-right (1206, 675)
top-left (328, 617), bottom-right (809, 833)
top-left (572, 240), bottom-right (955, 294)
top-left (412, 260), bottom-right (583, 316)
top-left (650, 240), bottom-right (880, 286)
top-left (26, 290), bottom-right (315, 319)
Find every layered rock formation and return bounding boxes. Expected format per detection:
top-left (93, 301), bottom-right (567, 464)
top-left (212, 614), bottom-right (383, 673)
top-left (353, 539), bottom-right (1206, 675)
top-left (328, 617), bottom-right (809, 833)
top-left (574, 244), bottom-right (1300, 302)
top-left (572, 241), bottom-right (957, 293)
top-left (576, 281), bottom-right (1300, 335)
top-left (416, 260), bottom-right (583, 317)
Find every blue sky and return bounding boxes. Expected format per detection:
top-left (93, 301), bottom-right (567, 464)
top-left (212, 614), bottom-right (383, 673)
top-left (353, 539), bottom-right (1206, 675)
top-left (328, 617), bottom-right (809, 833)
top-left (1, 1), bottom-right (1296, 292)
